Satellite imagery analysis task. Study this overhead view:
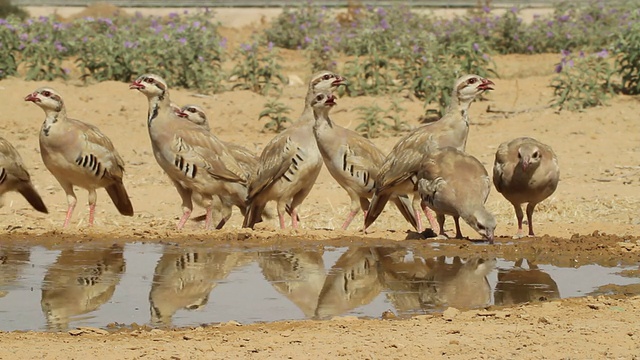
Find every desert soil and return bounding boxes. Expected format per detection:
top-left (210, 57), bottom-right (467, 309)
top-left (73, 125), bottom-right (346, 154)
top-left (0, 5), bottom-right (639, 360)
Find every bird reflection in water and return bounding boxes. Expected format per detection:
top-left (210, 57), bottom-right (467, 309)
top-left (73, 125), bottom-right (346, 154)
top-left (494, 258), bottom-right (560, 305)
top-left (258, 248), bottom-right (326, 317)
top-left (0, 246), bottom-right (30, 299)
top-left (315, 247), bottom-right (383, 319)
top-left (379, 249), bottom-right (496, 313)
top-left (41, 244), bottom-right (125, 331)
top-left (149, 248), bottom-right (245, 326)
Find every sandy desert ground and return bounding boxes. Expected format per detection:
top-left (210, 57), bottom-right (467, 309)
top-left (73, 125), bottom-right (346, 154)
top-left (0, 5), bottom-right (639, 360)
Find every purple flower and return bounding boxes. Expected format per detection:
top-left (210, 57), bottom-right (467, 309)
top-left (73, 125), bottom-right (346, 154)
top-left (178, 37), bottom-right (187, 45)
top-left (510, 7), bottom-right (517, 14)
top-left (82, 36), bottom-right (88, 43)
top-left (579, 51), bottom-right (585, 58)
top-left (241, 43), bottom-right (252, 51)
top-left (219, 37), bottom-right (227, 48)
top-left (473, 43), bottom-right (480, 52)
top-left (527, 45), bottom-right (534, 52)
top-left (554, 63), bottom-right (563, 73)
top-left (595, 49), bottom-right (609, 58)
top-left (163, 34), bottom-right (170, 41)
top-left (304, 36), bottom-right (311, 44)
top-left (169, 12), bottom-right (179, 19)
top-left (177, 25), bottom-right (186, 33)
top-left (54, 41), bottom-right (66, 52)
top-left (124, 40), bottom-right (136, 49)
top-left (561, 49), bottom-right (570, 57)
top-left (377, 7), bottom-right (387, 17)
top-left (31, 38), bottom-right (39, 44)
top-left (379, 19), bottom-right (389, 30)
top-left (558, 15), bottom-right (570, 22)
top-left (546, 31), bottom-right (554, 38)
top-left (482, 6), bottom-right (491, 13)
top-left (267, 41), bottom-right (274, 51)
top-left (19, 33), bottom-right (28, 41)
top-left (63, 68), bottom-right (70, 74)
top-left (198, 56), bottom-right (204, 62)
top-left (193, 21), bottom-right (200, 28)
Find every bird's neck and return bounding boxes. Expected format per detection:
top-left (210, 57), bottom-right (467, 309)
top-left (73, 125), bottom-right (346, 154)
top-left (313, 108), bottom-right (333, 131)
top-left (42, 108), bottom-right (67, 126)
top-left (146, 92), bottom-right (172, 127)
top-left (443, 93), bottom-right (474, 125)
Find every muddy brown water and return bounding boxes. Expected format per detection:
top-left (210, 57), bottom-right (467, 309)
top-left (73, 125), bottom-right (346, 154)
top-left (1, 239), bottom-right (638, 332)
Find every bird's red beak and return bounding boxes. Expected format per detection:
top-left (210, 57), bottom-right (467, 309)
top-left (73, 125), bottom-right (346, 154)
top-left (332, 75), bottom-right (346, 87)
top-left (176, 111), bottom-right (188, 118)
top-left (521, 158), bottom-right (530, 171)
top-left (478, 78), bottom-right (495, 91)
top-left (129, 80), bottom-right (144, 90)
top-left (24, 93), bottom-right (39, 102)
top-left (326, 95), bottom-right (337, 106)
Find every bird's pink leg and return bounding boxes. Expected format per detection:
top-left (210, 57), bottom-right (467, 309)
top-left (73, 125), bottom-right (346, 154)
top-left (177, 208), bottom-right (192, 230)
top-left (421, 204), bottom-right (440, 234)
top-left (341, 210), bottom-right (358, 230)
top-left (279, 213), bottom-right (286, 229)
top-left (88, 204), bottom-right (96, 226)
top-left (415, 210), bottom-right (424, 233)
top-left (63, 193), bottom-right (77, 228)
top-left (204, 206), bottom-right (214, 230)
top-left (291, 209), bottom-right (299, 229)
top-left (63, 203), bottom-right (76, 228)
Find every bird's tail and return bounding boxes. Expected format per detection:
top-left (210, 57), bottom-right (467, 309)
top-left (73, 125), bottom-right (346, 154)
top-left (18, 182), bottom-right (48, 214)
top-left (391, 195), bottom-right (419, 231)
top-left (242, 202), bottom-right (264, 229)
top-left (106, 181), bottom-right (134, 216)
top-left (364, 192), bottom-right (391, 230)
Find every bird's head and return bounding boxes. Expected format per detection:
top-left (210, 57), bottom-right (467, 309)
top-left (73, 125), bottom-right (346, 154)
top-left (466, 209), bottom-right (497, 244)
top-left (129, 73), bottom-right (168, 98)
top-left (311, 92), bottom-right (338, 110)
top-left (24, 87), bottom-right (64, 112)
top-left (455, 74), bottom-right (495, 102)
top-left (310, 71), bottom-right (346, 93)
top-left (518, 143), bottom-right (542, 171)
top-left (180, 104), bottom-right (209, 129)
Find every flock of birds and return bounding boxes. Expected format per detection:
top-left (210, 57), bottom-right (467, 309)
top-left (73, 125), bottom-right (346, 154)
top-left (0, 70), bottom-right (560, 243)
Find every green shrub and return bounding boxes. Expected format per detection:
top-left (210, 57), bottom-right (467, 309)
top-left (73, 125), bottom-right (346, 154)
top-left (615, 22), bottom-right (640, 95)
top-left (550, 49), bottom-right (615, 111)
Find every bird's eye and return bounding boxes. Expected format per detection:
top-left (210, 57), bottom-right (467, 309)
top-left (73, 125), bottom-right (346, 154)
top-left (188, 108), bottom-right (196, 113)
top-left (316, 94), bottom-right (324, 101)
top-left (147, 77), bottom-right (154, 84)
top-left (42, 90), bottom-right (51, 97)
top-left (517, 153), bottom-right (522, 159)
top-left (477, 223), bottom-right (485, 230)
top-left (533, 151), bottom-right (540, 158)
top-left (468, 78), bottom-right (477, 84)
top-left (323, 74), bottom-right (332, 80)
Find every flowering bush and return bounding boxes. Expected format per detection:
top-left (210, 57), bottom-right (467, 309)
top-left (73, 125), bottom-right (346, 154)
top-left (615, 22), bottom-right (640, 95)
top-left (0, 9), bottom-right (226, 90)
top-left (229, 38), bottom-right (287, 96)
top-left (550, 49), bottom-right (614, 111)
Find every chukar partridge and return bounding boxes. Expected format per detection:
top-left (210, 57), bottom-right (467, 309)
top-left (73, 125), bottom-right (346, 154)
top-left (0, 137), bottom-right (48, 213)
top-left (417, 147), bottom-right (496, 243)
top-left (493, 137), bottom-right (559, 238)
top-left (130, 74), bottom-right (249, 229)
top-left (179, 104), bottom-right (259, 228)
top-left (365, 74), bottom-right (494, 234)
top-left (243, 71), bottom-right (345, 229)
top-left (311, 92), bottom-right (418, 230)
top-left (25, 88), bottom-right (133, 227)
